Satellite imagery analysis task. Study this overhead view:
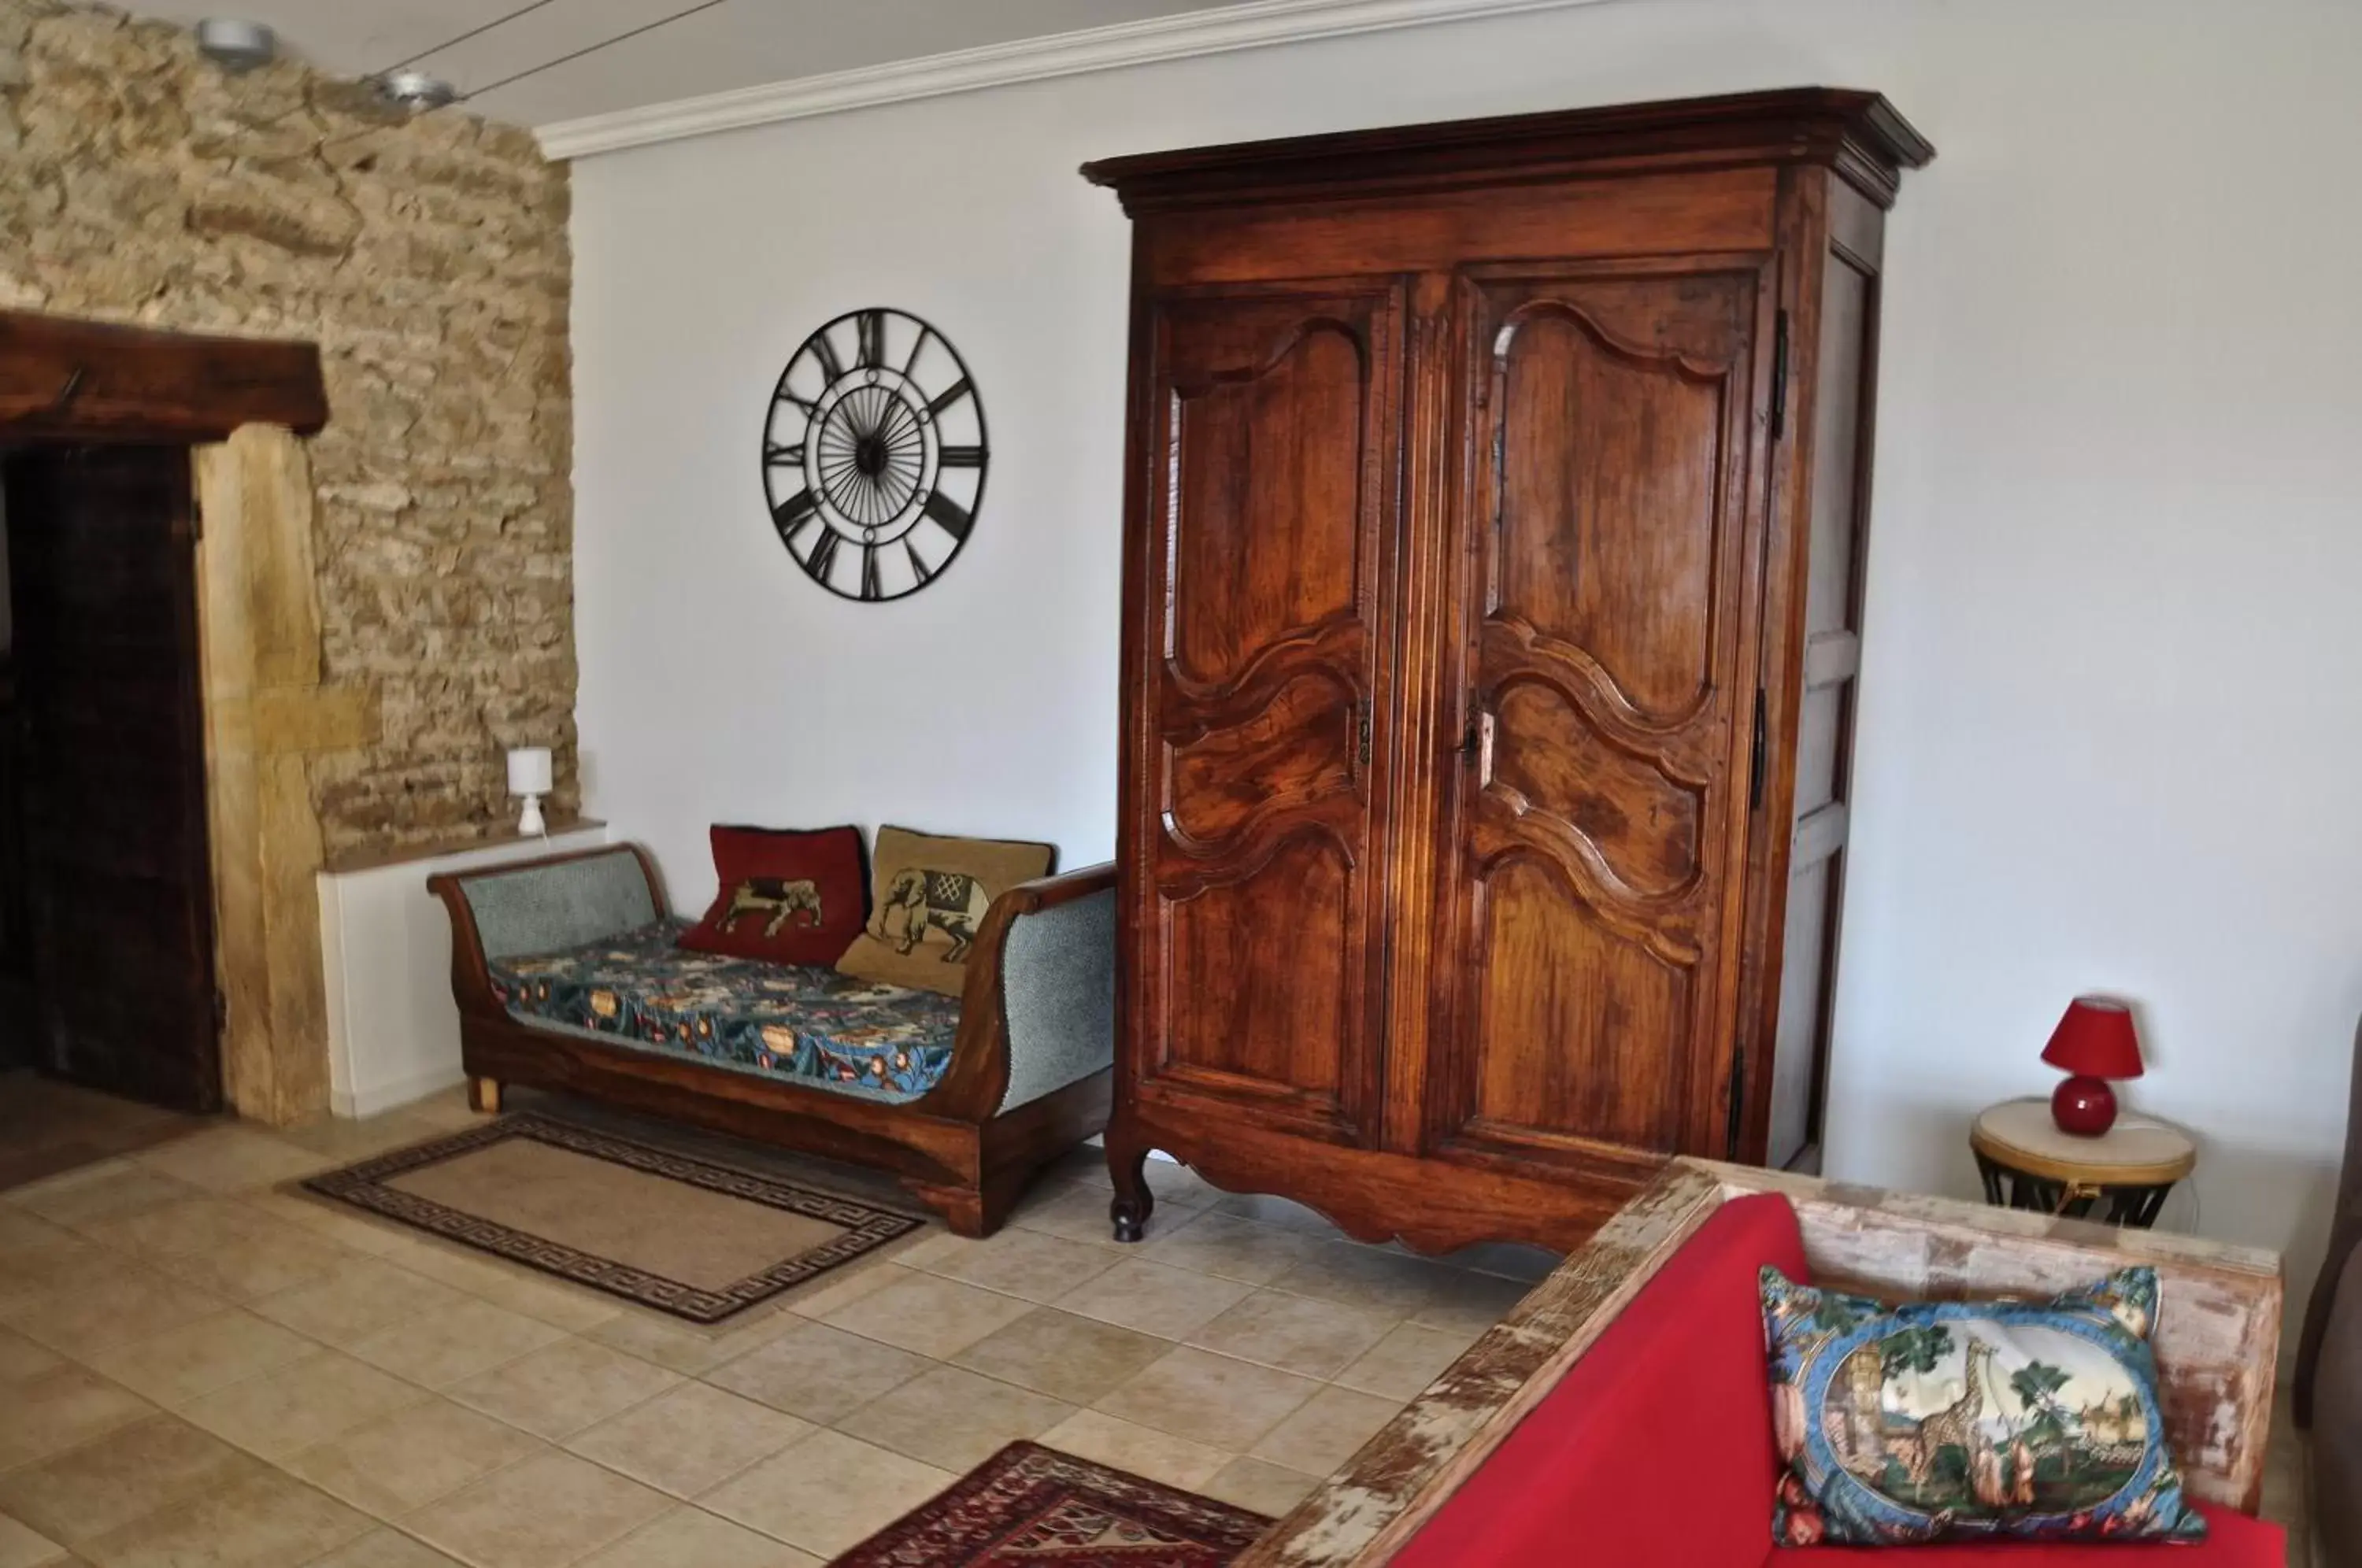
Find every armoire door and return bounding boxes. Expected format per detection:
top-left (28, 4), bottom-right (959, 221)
top-left (1420, 259), bottom-right (1774, 1176)
top-left (1123, 281), bottom-right (1405, 1147)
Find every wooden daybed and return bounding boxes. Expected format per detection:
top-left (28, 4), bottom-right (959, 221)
top-left (428, 843), bottom-right (1114, 1236)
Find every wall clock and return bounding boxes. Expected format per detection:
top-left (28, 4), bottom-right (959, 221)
top-left (761, 308), bottom-right (988, 602)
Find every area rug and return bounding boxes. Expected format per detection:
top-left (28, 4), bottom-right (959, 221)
top-left (832, 1441), bottom-right (1272, 1566)
top-left (302, 1113), bottom-right (922, 1322)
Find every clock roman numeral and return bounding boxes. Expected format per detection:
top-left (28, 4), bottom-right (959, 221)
top-left (922, 490), bottom-right (972, 542)
top-left (805, 527), bottom-right (842, 582)
top-left (927, 378), bottom-right (972, 417)
top-left (765, 441), bottom-right (804, 466)
top-left (771, 487), bottom-right (817, 537)
top-left (812, 331), bottom-right (843, 383)
top-left (938, 445), bottom-right (985, 468)
top-left (905, 540), bottom-right (935, 587)
top-left (859, 544), bottom-right (883, 601)
top-left (902, 324), bottom-right (931, 376)
top-left (776, 389), bottom-right (821, 416)
top-left (855, 309), bottom-right (885, 369)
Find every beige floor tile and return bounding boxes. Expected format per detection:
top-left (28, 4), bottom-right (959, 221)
top-left (305, 1528), bottom-right (468, 1567)
top-left (180, 1350), bottom-right (430, 1461)
top-left (702, 1430), bottom-right (953, 1559)
top-left (577, 1507), bottom-right (820, 1568)
top-left (274, 1109), bottom-right (447, 1161)
top-left (1408, 1269), bottom-right (1531, 1335)
top-left (236, 1191), bottom-right (413, 1256)
top-left (130, 1125), bottom-right (335, 1193)
top-left (4, 1262), bottom-right (233, 1360)
top-left (81, 1466), bottom-right (371, 1568)
top-left (704, 1320), bottom-right (931, 1424)
top-left (1142, 1213), bottom-right (1327, 1285)
top-left (0, 1364), bottom-right (155, 1470)
top-left (1201, 1455), bottom-right (1321, 1517)
top-left (0, 1237), bottom-right (117, 1315)
top-left (1185, 1289), bottom-right (1396, 1379)
top-left (778, 1256), bottom-right (906, 1321)
top-left (288, 1399), bottom-right (547, 1520)
top-left (1264, 1241), bottom-right (1469, 1316)
top-left (6, 1163), bottom-right (205, 1231)
top-left (1247, 1385), bottom-right (1401, 1474)
top-left (1209, 1193), bottom-right (1342, 1234)
top-left (1333, 1321), bottom-right (1480, 1401)
top-left (86, 1309), bottom-right (318, 1408)
top-left (1056, 1258), bottom-right (1255, 1340)
top-left (587, 1302), bottom-right (802, 1377)
top-left (150, 1225), bottom-right (357, 1305)
top-left (346, 1296), bottom-right (569, 1389)
top-left (404, 1450), bottom-right (672, 1568)
top-left (818, 1270), bottom-right (1035, 1359)
top-left (0, 1513), bottom-right (68, 1568)
top-left (0, 1415), bottom-right (261, 1548)
top-left (837, 1364), bottom-right (1074, 1472)
top-left (251, 1257), bottom-right (469, 1348)
top-left (951, 1308), bottom-right (1171, 1405)
top-left (904, 1227), bottom-right (1120, 1304)
top-left (1093, 1346), bottom-right (1319, 1452)
top-left (1432, 1240), bottom-right (1560, 1283)
top-left (564, 1381), bottom-right (812, 1500)
top-left (0, 1325), bottom-right (65, 1384)
top-left (1005, 1184), bottom-right (1142, 1248)
top-left (376, 1237), bottom-right (624, 1334)
top-left (80, 1196), bottom-right (277, 1259)
top-left (446, 1337), bottom-right (681, 1441)
top-left (0, 1207), bottom-right (76, 1261)
top-left (1035, 1410), bottom-right (1230, 1491)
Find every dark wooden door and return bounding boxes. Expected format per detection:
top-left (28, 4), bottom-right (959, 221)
top-left (1121, 281), bottom-right (1405, 1148)
top-left (4, 446), bottom-right (220, 1112)
top-left (1420, 260), bottom-right (1774, 1180)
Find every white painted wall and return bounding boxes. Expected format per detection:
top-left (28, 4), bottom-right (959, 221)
top-left (569, 0), bottom-right (2362, 1315)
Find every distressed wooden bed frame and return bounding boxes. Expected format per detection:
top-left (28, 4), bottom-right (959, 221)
top-left (1239, 1158), bottom-right (2284, 1568)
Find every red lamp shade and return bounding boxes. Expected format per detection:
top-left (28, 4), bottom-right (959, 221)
top-left (2041, 997), bottom-right (2145, 1081)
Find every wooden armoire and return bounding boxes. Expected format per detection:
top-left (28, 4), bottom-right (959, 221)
top-left (1084, 89), bottom-right (1933, 1253)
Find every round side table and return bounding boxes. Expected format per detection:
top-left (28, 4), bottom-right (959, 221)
top-left (1970, 1097), bottom-right (2195, 1228)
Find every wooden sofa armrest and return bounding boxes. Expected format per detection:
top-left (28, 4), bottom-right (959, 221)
top-left (1238, 1159), bottom-right (2285, 1568)
top-left (426, 843), bottom-right (668, 1021)
top-left (931, 862), bottom-right (1116, 1119)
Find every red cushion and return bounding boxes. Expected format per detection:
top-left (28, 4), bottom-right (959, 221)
top-left (1392, 1194), bottom-right (1807, 1568)
top-left (1775, 1502), bottom-right (2285, 1565)
top-left (676, 824), bottom-right (868, 965)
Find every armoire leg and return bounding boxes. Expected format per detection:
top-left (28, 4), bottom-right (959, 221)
top-left (1107, 1134), bottom-right (1154, 1243)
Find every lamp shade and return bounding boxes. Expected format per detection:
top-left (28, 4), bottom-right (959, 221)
top-left (2041, 997), bottom-right (2144, 1080)
top-left (505, 746), bottom-right (553, 797)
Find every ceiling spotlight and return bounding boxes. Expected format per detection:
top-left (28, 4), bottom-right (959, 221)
top-left (375, 69), bottom-right (460, 110)
top-left (194, 17), bottom-right (276, 72)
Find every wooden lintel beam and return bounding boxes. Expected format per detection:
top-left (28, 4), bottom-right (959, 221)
top-left (0, 310), bottom-right (327, 442)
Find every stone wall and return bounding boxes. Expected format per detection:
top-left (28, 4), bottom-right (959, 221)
top-left (0, 0), bottom-right (576, 855)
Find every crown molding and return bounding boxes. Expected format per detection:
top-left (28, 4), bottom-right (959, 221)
top-left (535, 0), bottom-right (1611, 161)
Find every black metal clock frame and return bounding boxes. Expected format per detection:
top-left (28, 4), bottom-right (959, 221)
top-left (761, 307), bottom-right (989, 603)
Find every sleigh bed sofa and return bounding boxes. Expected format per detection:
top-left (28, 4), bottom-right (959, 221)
top-left (428, 842), bottom-right (1114, 1235)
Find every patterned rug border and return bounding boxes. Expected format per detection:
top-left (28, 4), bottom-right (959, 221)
top-left (302, 1112), bottom-right (924, 1323)
top-left (831, 1440), bottom-right (1272, 1566)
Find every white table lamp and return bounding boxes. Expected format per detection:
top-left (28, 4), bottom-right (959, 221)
top-left (507, 746), bottom-right (552, 836)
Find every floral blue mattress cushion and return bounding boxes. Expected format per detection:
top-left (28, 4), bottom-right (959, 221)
top-left (487, 918), bottom-right (959, 1102)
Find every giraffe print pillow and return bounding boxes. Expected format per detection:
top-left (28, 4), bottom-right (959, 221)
top-left (1758, 1265), bottom-right (2206, 1546)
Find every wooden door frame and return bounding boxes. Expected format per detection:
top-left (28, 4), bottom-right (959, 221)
top-left (2, 309), bottom-right (377, 1123)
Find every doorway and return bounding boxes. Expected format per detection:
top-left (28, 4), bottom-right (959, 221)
top-left (0, 446), bottom-right (220, 1113)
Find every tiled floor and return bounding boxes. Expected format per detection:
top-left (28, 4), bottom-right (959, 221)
top-left (0, 1074), bottom-right (215, 1190)
top-left (0, 1089), bottom-right (1549, 1567)
top-left (0, 1086), bottom-right (2327, 1566)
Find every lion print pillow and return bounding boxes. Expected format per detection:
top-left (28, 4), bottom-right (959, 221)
top-left (835, 826), bottom-right (1054, 997)
top-left (1760, 1265), bottom-right (2205, 1547)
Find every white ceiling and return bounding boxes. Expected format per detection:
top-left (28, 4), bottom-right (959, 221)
top-left (133, 0), bottom-right (1244, 128)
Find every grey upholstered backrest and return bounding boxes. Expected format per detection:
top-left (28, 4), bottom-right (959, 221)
top-left (459, 847), bottom-right (661, 961)
top-left (998, 886), bottom-right (1116, 1112)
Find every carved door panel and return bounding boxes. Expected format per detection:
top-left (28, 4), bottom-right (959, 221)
top-left (1125, 283), bottom-right (1403, 1146)
top-left (1423, 261), bottom-right (1772, 1174)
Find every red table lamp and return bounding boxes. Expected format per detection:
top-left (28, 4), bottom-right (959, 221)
top-left (2042, 997), bottom-right (2144, 1136)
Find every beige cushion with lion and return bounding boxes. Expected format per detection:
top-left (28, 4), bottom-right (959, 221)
top-left (835, 826), bottom-right (1055, 997)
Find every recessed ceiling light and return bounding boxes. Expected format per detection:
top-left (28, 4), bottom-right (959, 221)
top-left (194, 17), bottom-right (276, 72)
top-left (376, 69), bottom-right (460, 111)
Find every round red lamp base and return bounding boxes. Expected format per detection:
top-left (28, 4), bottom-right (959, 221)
top-left (2050, 1074), bottom-right (2118, 1137)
